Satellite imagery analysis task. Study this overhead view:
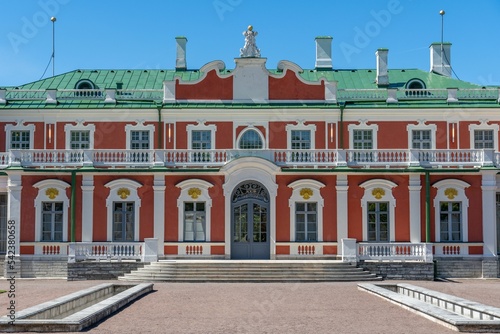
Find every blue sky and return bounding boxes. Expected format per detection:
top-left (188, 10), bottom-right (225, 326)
top-left (1, 0), bottom-right (500, 87)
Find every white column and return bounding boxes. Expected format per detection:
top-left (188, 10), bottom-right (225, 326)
top-left (336, 175), bottom-right (349, 253)
top-left (81, 174), bottom-right (94, 242)
top-left (481, 171), bottom-right (497, 257)
top-left (409, 174), bottom-right (422, 243)
top-left (7, 173), bottom-right (22, 255)
top-left (153, 174), bottom-right (166, 256)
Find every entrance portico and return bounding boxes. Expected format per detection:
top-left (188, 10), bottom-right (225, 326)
top-left (222, 158), bottom-right (279, 259)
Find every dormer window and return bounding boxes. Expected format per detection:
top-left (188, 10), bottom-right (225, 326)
top-left (405, 79), bottom-right (426, 90)
top-left (75, 79), bottom-right (95, 90)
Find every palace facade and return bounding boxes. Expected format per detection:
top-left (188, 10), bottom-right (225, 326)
top-left (1, 33), bottom-right (499, 277)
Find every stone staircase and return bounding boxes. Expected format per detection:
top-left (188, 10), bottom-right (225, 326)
top-left (119, 260), bottom-right (382, 282)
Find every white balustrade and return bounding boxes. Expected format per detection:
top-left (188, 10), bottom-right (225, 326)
top-left (162, 150), bottom-right (228, 167)
top-left (68, 242), bottom-right (143, 262)
top-left (116, 89), bottom-right (163, 100)
top-left (92, 150), bottom-right (154, 167)
top-left (358, 242), bottom-right (433, 262)
top-left (434, 242), bottom-right (484, 257)
top-left (0, 153), bottom-right (9, 168)
top-left (273, 150), bottom-right (338, 167)
top-left (165, 242), bottom-right (225, 257)
top-left (346, 149), bottom-right (411, 166)
top-left (58, 89), bottom-right (105, 100)
top-left (415, 149), bottom-right (484, 167)
top-left (5, 90), bottom-right (46, 101)
top-left (337, 89), bottom-right (387, 101)
top-left (34, 242), bottom-right (69, 256)
top-left (398, 89), bottom-right (448, 100)
top-left (456, 88), bottom-right (499, 100)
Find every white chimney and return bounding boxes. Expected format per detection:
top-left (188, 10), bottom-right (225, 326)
top-left (430, 42), bottom-right (451, 77)
top-left (315, 36), bottom-right (333, 70)
top-left (376, 48), bottom-right (389, 86)
top-left (175, 36), bottom-right (188, 71)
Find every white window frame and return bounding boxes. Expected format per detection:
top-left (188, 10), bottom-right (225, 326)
top-left (286, 122), bottom-right (316, 150)
top-left (348, 121), bottom-right (378, 149)
top-left (125, 122), bottom-right (155, 150)
top-left (359, 179), bottom-right (397, 242)
top-left (407, 122), bottom-right (437, 150)
top-left (65, 122), bottom-right (95, 149)
top-left (34, 179), bottom-right (70, 242)
top-left (104, 179), bottom-right (142, 242)
top-left (176, 179), bottom-right (213, 242)
top-left (236, 126), bottom-right (265, 150)
top-left (187, 122), bottom-right (216, 150)
top-left (433, 179), bottom-right (470, 243)
top-left (5, 122), bottom-right (35, 150)
top-left (469, 121), bottom-right (498, 150)
top-left (288, 179), bottom-right (325, 242)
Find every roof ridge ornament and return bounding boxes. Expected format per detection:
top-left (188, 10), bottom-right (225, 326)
top-left (240, 25), bottom-right (261, 58)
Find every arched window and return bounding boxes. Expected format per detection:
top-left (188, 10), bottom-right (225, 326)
top-left (238, 129), bottom-right (264, 149)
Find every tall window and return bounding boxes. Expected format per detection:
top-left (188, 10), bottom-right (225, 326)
top-left (412, 130), bottom-right (432, 149)
top-left (291, 130), bottom-right (311, 149)
top-left (41, 202), bottom-right (63, 241)
top-left (130, 130), bottom-right (150, 149)
top-left (10, 131), bottom-right (30, 149)
top-left (295, 202), bottom-right (317, 241)
top-left (113, 202), bottom-right (135, 241)
top-left (353, 130), bottom-right (373, 149)
top-left (184, 202), bottom-right (206, 241)
top-left (367, 202), bottom-right (389, 242)
top-left (474, 130), bottom-right (494, 149)
top-left (238, 129), bottom-right (263, 149)
top-left (192, 130), bottom-right (212, 150)
top-left (439, 202), bottom-right (462, 241)
top-left (70, 131), bottom-right (90, 149)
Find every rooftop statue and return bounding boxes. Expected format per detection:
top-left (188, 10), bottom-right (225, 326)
top-left (240, 25), bottom-right (261, 58)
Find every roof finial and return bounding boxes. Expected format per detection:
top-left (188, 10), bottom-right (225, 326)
top-left (240, 25), bottom-right (260, 58)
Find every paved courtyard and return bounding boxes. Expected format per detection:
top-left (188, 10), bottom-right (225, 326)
top-left (2, 278), bottom-right (500, 333)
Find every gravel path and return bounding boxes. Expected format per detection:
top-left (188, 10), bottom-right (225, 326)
top-left (1, 278), bottom-right (500, 333)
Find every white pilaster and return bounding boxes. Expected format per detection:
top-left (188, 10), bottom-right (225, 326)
top-left (482, 171), bottom-right (497, 257)
top-left (336, 175), bottom-right (349, 253)
top-left (409, 174), bottom-right (422, 243)
top-left (153, 174), bottom-right (166, 255)
top-left (81, 174), bottom-right (94, 242)
top-left (7, 173), bottom-right (22, 255)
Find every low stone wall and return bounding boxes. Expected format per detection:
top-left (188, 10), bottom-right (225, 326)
top-left (359, 261), bottom-right (434, 280)
top-left (20, 256), bottom-right (68, 278)
top-left (67, 261), bottom-right (146, 281)
top-left (434, 257), bottom-right (500, 279)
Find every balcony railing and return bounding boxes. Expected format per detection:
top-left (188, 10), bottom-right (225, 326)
top-left (2, 149), bottom-right (496, 169)
top-left (1, 87), bottom-right (499, 105)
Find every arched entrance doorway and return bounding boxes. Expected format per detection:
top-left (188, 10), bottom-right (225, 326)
top-left (231, 181), bottom-right (270, 259)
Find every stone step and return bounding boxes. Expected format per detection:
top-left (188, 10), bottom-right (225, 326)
top-left (119, 260), bottom-right (382, 282)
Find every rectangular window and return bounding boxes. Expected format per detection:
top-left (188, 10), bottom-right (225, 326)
top-left (295, 202), bottom-right (317, 241)
top-left (440, 202), bottom-right (462, 241)
top-left (412, 130), bottom-right (431, 149)
top-left (474, 130), bottom-right (494, 149)
top-left (191, 130), bottom-right (212, 150)
top-left (184, 202), bottom-right (206, 241)
top-left (113, 202), bottom-right (134, 241)
top-left (41, 202), bottom-right (63, 241)
top-left (291, 130), bottom-right (311, 150)
top-left (10, 131), bottom-right (30, 149)
top-left (353, 130), bottom-right (373, 149)
top-left (130, 130), bottom-right (150, 149)
top-left (70, 130), bottom-right (90, 149)
top-left (367, 202), bottom-right (389, 242)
